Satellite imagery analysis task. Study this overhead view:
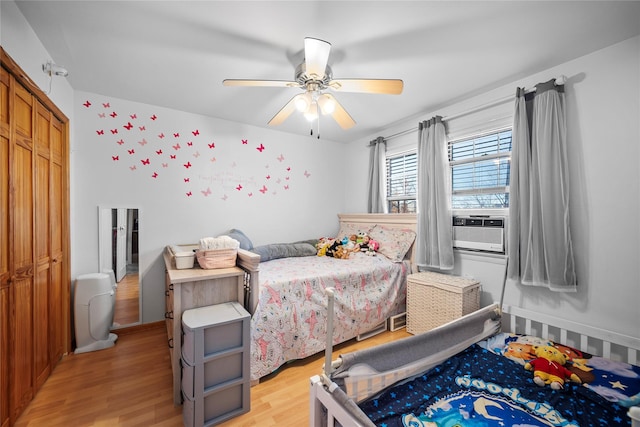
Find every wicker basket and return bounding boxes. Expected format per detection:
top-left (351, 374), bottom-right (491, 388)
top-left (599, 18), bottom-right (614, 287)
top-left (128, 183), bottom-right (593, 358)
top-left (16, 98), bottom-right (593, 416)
top-left (195, 248), bottom-right (237, 269)
top-left (406, 272), bottom-right (480, 335)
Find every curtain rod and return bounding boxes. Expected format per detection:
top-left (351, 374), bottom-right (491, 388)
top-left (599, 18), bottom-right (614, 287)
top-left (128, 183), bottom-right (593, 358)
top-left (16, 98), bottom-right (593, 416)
top-left (378, 75), bottom-right (567, 143)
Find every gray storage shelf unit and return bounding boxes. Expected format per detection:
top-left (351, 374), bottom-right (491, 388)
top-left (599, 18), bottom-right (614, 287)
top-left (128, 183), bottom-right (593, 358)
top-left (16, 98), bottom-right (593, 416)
top-left (181, 301), bottom-right (250, 426)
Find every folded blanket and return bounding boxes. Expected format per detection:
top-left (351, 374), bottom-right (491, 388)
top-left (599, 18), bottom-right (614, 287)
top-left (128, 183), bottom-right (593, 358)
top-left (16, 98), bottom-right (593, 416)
top-left (199, 236), bottom-right (240, 251)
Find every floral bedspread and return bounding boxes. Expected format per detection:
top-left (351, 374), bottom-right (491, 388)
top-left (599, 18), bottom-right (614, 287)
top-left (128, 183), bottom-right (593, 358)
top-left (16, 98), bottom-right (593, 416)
top-left (250, 252), bottom-right (409, 381)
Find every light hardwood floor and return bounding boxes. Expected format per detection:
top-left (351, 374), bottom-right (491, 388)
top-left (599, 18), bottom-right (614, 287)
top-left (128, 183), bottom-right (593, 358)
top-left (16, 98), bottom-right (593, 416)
top-left (15, 322), bottom-right (411, 426)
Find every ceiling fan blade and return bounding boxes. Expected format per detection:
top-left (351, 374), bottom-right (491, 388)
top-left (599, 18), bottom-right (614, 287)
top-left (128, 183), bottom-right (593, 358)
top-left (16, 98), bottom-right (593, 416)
top-left (324, 94), bottom-right (356, 130)
top-left (328, 79), bottom-right (404, 95)
top-left (304, 37), bottom-right (331, 79)
top-left (223, 79), bottom-right (300, 88)
top-left (268, 94), bottom-right (304, 126)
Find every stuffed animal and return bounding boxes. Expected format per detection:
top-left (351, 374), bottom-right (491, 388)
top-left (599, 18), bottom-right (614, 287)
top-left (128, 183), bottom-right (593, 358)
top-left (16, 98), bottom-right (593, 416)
top-left (525, 345), bottom-right (581, 390)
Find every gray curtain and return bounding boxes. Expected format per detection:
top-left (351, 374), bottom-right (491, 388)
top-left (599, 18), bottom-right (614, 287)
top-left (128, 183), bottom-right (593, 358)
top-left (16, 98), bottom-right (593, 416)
top-left (507, 79), bottom-right (576, 291)
top-left (416, 116), bottom-right (454, 270)
top-left (367, 136), bottom-right (386, 213)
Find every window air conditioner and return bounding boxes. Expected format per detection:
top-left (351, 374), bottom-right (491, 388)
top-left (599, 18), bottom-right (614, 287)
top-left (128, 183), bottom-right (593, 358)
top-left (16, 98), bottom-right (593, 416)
top-left (452, 216), bottom-right (505, 253)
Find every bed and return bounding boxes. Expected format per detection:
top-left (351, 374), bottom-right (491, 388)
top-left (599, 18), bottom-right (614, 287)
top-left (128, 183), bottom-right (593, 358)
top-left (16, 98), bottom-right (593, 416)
top-left (236, 213), bottom-right (418, 382)
top-left (310, 295), bottom-right (640, 426)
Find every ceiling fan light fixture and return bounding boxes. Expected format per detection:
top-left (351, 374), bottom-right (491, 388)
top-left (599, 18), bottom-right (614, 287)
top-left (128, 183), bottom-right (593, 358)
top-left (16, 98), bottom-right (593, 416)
top-left (317, 94), bottom-right (335, 115)
top-left (303, 101), bottom-right (319, 122)
top-left (295, 92), bottom-right (312, 112)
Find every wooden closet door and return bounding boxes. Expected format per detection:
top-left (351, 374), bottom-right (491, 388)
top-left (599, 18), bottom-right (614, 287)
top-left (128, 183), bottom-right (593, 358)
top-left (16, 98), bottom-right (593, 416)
top-left (49, 115), bottom-right (66, 365)
top-left (10, 79), bottom-right (35, 420)
top-left (34, 102), bottom-right (51, 390)
top-left (0, 64), bottom-right (11, 427)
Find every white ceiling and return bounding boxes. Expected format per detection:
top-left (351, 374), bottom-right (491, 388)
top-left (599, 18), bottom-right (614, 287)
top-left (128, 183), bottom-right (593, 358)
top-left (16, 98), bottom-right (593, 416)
top-left (15, 1), bottom-right (640, 143)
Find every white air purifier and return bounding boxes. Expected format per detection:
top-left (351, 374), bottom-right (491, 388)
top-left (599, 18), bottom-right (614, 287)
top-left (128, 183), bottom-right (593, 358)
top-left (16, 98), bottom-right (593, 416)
top-left (74, 272), bottom-right (118, 354)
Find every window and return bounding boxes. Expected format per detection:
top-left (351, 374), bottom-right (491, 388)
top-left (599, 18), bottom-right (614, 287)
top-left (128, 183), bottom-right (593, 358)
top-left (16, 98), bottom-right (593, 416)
top-left (386, 152), bottom-right (417, 213)
top-left (449, 129), bottom-right (512, 209)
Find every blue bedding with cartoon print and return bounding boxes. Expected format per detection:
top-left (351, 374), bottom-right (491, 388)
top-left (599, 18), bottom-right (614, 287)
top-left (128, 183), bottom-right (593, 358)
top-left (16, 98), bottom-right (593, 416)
top-left (359, 335), bottom-right (639, 427)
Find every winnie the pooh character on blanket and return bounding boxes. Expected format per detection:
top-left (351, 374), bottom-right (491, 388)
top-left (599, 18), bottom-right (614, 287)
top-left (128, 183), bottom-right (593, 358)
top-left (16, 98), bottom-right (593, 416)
top-left (525, 345), bottom-right (581, 390)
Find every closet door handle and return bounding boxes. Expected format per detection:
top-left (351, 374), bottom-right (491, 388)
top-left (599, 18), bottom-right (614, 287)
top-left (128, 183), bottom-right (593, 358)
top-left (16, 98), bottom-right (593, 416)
top-left (168, 338), bottom-right (173, 349)
top-left (164, 311), bottom-right (173, 319)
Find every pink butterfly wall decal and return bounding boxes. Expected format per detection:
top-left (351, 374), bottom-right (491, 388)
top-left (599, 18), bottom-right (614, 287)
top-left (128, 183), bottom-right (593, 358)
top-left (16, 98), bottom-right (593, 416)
top-left (242, 139), bottom-right (248, 145)
top-left (193, 151), bottom-right (200, 158)
top-left (139, 126), bottom-right (146, 131)
top-left (112, 155), bottom-right (119, 161)
top-left (129, 166), bottom-right (136, 171)
top-left (172, 143), bottom-right (181, 150)
top-left (96, 130), bottom-right (104, 135)
top-left (130, 114), bottom-right (137, 119)
top-left (277, 154), bottom-right (284, 162)
top-left (184, 178), bottom-right (190, 183)
top-left (187, 141), bottom-right (193, 147)
top-left (138, 139), bottom-right (148, 146)
top-left (162, 163), bottom-right (168, 168)
top-left (236, 184), bottom-right (242, 191)
top-left (210, 157), bottom-right (216, 162)
top-left (123, 122), bottom-right (133, 130)
top-left (110, 111), bottom-right (117, 118)
top-left (102, 102), bottom-right (110, 108)
top-left (98, 113), bottom-right (106, 118)
top-left (208, 143), bottom-right (215, 149)
top-left (174, 133), bottom-right (180, 138)
top-left (150, 114), bottom-right (157, 120)
top-left (83, 101), bottom-right (91, 108)
top-left (184, 162), bottom-right (192, 169)
top-left (201, 187), bottom-right (212, 196)
top-left (156, 149), bottom-right (163, 155)
top-left (158, 133), bottom-right (165, 139)
top-left (221, 195), bottom-right (228, 201)
top-left (128, 149), bottom-right (135, 155)
top-left (304, 170), bottom-right (311, 178)
top-left (259, 185), bottom-right (268, 194)
top-left (116, 139), bottom-right (125, 145)
top-left (152, 172), bottom-right (158, 178)
top-left (186, 191), bottom-right (192, 197)
top-left (266, 175), bottom-right (271, 179)
top-left (284, 185), bottom-right (289, 190)
top-left (192, 130), bottom-right (200, 136)
top-left (141, 158), bottom-right (150, 165)
top-left (110, 129), bottom-right (118, 134)
top-left (170, 155), bottom-right (176, 159)
top-left (247, 192), bottom-right (253, 197)
top-left (256, 143), bottom-right (265, 152)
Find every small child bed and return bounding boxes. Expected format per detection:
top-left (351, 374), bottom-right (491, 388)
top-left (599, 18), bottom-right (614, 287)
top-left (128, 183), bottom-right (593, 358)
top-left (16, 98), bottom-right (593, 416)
top-left (310, 294), bottom-right (640, 426)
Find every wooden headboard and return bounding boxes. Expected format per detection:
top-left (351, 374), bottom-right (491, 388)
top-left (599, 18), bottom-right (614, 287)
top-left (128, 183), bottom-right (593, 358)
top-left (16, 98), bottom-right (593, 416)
top-left (237, 213), bottom-right (418, 314)
top-left (338, 213), bottom-right (418, 269)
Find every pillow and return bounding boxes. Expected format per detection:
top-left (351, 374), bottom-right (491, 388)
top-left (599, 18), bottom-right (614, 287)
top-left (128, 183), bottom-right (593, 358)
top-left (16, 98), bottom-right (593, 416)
top-left (218, 229), bottom-right (253, 251)
top-left (336, 223), bottom-right (374, 240)
top-left (369, 225), bottom-right (416, 262)
top-left (251, 242), bottom-right (317, 262)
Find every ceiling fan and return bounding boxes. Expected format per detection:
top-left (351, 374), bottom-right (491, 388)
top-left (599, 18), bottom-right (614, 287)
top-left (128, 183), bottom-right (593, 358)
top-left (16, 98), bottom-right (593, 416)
top-left (223, 37), bottom-right (403, 135)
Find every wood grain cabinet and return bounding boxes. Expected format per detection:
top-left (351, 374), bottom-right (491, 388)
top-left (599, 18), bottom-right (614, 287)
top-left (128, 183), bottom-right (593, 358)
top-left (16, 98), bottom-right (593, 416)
top-left (0, 49), bottom-right (70, 427)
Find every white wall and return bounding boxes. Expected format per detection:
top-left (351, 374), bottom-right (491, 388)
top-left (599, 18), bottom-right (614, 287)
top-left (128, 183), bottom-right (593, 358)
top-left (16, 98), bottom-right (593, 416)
top-left (345, 36), bottom-right (640, 339)
top-left (72, 92), bottom-right (345, 322)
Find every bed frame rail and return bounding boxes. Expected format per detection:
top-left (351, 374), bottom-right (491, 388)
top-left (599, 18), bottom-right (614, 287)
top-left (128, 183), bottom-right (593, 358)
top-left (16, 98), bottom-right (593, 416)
top-left (502, 304), bottom-right (640, 366)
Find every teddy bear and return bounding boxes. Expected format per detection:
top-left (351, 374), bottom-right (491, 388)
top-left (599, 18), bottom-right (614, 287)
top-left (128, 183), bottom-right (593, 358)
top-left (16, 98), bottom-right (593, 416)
top-left (524, 345), bottom-right (581, 390)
